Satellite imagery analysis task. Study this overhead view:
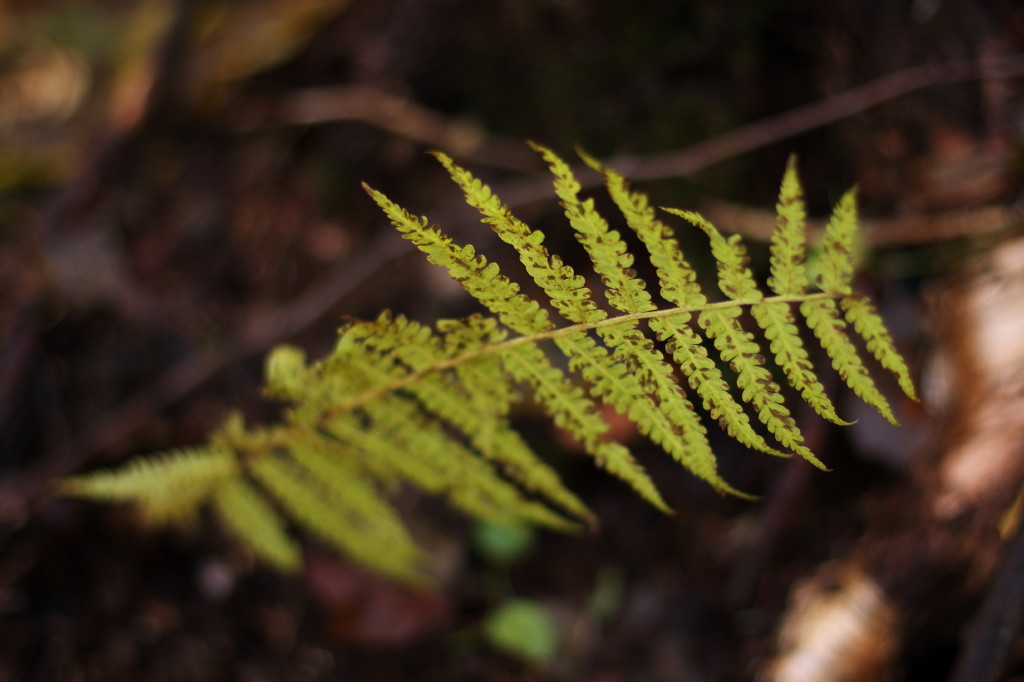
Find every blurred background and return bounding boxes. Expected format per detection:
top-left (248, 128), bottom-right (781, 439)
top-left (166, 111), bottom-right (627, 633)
top-left (1, 0), bottom-right (1024, 680)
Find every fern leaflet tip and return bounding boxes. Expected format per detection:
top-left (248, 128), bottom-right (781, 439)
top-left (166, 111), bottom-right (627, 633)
top-left (816, 187), bottom-right (860, 295)
top-left (768, 156), bottom-right (809, 296)
top-left (213, 476), bottom-right (303, 573)
top-left (841, 296), bottom-right (919, 402)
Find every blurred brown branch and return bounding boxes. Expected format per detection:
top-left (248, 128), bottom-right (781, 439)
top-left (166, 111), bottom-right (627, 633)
top-left (265, 85), bottom-right (538, 172)
top-left (699, 201), bottom-right (1021, 246)
top-left (496, 54), bottom-right (1024, 208)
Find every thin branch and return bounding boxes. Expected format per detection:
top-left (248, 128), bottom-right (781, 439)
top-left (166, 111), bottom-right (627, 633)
top-left (950, 513), bottom-right (1024, 682)
top-left (496, 55), bottom-right (1024, 209)
top-left (699, 200), bottom-right (1021, 246)
top-left (254, 85), bottom-right (539, 172)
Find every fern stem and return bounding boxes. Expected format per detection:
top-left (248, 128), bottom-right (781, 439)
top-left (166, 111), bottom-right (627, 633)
top-left (321, 292), bottom-right (839, 422)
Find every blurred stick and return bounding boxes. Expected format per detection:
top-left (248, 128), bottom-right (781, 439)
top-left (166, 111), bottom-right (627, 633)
top-left (950, 512), bottom-right (1024, 682)
top-left (699, 201), bottom-right (1019, 246)
top-left (266, 56), bottom-right (1024, 187)
top-left (496, 55), bottom-right (1024, 208)
top-left (269, 85), bottom-right (539, 172)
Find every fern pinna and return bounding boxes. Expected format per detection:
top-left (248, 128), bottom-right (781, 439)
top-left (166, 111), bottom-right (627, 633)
top-left (60, 146), bottom-right (917, 583)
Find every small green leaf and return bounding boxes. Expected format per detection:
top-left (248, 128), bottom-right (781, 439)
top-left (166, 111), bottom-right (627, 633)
top-left (483, 599), bottom-right (559, 666)
top-left (587, 566), bottom-right (625, 623)
top-left (472, 519), bottom-right (536, 566)
top-left (265, 344), bottom-right (309, 400)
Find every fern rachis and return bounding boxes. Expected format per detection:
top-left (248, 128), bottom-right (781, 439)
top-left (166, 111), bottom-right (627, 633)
top-left (59, 146), bottom-right (917, 583)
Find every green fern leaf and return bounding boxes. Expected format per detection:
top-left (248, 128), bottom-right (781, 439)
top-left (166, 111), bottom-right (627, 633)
top-left (751, 300), bottom-right (849, 426)
top-left (333, 380), bottom-right (577, 531)
top-left (322, 407), bottom-right (447, 491)
top-left (331, 320), bottom-right (585, 529)
top-left (802, 298), bottom-right (897, 424)
top-left (533, 144), bottom-right (653, 316)
top-left (345, 346), bottom-right (576, 528)
top-left (653, 315), bottom-right (786, 456)
top-left (355, 188), bottom-right (665, 507)
top-left (345, 312), bottom-right (592, 521)
top-left (363, 182), bottom-right (552, 334)
top-left (665, 210), bottom-right (762, 302)
top-left (431, 152), bottom-right (699, 500)
top-left (211, 476), bottom-right (302, 572)
top-left (500, 340), bottom-right (672, 512)
top-left (439, 315), bottom-right (518, 416)
top-left (432, 151), bottom-right (606, 326)
top-left (768, 155), bottom-right (808, 297)
top-left (61, 447), bottom-right (236, 523)
top-left (841, 295), bottom-right (918, 401)
top-left (700, 303), bottom-right (825, 469)
top-left (664, 208), bottom-right (824, 469)
top-left (265, 343), bottom-right (314, 402)
top-left (530, 145), bottom-right (743, 496)
top-left (584, 158), bottom-right (784, 458)
top-left (251, 453), bottom-right (426, 584)
top-left (816, 188), bottom-right (859, 295)
top-left (57, 144), bottom-right (919, 584)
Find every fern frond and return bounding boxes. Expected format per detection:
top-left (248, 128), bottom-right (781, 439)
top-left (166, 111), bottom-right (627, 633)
top-left (654, 316), bottom-right (786, 455)
top-left (438, 315), bottom-right (518, 416)
top-left (802, 298), bottom-right (897, 424)
top-left (61, 447), bottom-right (237, 524)
top-left (211, 476), bottom-right (302, 572)
top-left (563, 324), bottom-right (744, 496)
top-left (347, 313), bottom-right (590, 520)
top-left (330, 317), bottom-right (588, 527)
top-left (533, 144), bottom-right (653, 316)
top-left (499, 341), bottom-right (671, 512)
top-left (768, 155), bottom-right (809, 297)
top-left (431, 153), bottom-right (698, 500)
top-left (265, 343), bottom-right (311, 401)
top-left (531, 145), bottom-right (741, 495)
top-left (363, 182), bottom-right (552, 334)
top-left (343, 192), bottom-right (646, 512)
top-left (431, 152), bottom-right (606, 326)
top-left (804, 186), bottom-right (913, 419)
top-left (701, 303), bottom-right (825, 469)
top-left (663, 208), bottom-right (823, 469)
top-left (667, 210), bottom-right (762, 302)
top-left (841, 296), bottom-right (918, 401)
top-left (816, 188), bottom-right (859, 296)
top-left (754, 161), bottom-right (848, 425)
top-left (251, 453), bottom-right (426, 584)
top-left (751, 300), bottom-right (849, 426)
top-left (344, 390), bottom-right (574, 530)
top-left (584, 158), bottom-right (785, 458)
top-left (322, 342), bottom-right (579, 531)
top-left (59, 146), bottom-right (918, 584)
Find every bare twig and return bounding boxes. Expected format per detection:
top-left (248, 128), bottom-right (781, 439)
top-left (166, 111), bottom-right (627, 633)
top-left (699, 200), bottom-right (1021, 246)
top-left (259, 56), bottom-right (1024, 185)
top-left (269, 85), bottom-right (539, 172)
top-left (496, 55), bottom-right (1024, 209)
top-left (950, 513), bottom-right (1024, 682)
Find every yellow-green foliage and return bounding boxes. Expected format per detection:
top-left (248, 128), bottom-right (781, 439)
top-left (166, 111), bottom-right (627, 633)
top-left (59, 148), bottom-right (917, 583)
